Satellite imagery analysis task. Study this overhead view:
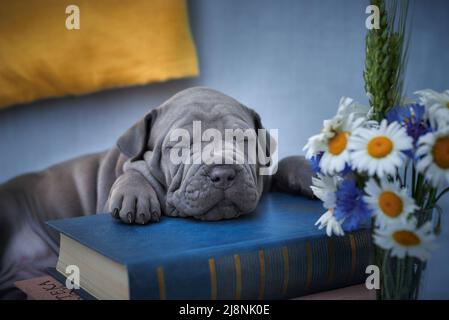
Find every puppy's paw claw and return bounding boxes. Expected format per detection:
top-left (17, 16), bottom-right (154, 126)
top-left (111, 208), bottom-right (120, 219)
top-left (127, 212), bottom-right (134, 224)
top-left (107, 170), bottom-right (162, 225)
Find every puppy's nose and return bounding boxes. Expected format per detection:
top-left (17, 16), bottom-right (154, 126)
top-left (209, 165), bottom-right (236, 189)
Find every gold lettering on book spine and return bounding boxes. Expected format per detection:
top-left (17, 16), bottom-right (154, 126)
top-left (305, 241), bottom-right (313, 289)
top-left (282, 246), bottom-right (289, 295)
top-left (208, 258), bottom-right (217, 300)
top-left (327, 238), bottom-right (335, 284)
top-left (157, 266), bottom-right (166, 300)
top-left (233, 254), bottom-right (242, 300)
top-left (258, 250), bottom-right (265, 300)
top-left (349, 234), bottom-right (357, 282)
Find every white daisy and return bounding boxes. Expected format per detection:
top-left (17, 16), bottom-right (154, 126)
top-left (315, 209), bottom-right (345, 237)
top-left (415, 89), bottom-right (449, 128)
top-left (311, 174), bottom-right (345, 236)
top-left (416, 128), bottom-right (449, 187)
top-left (336, 96), bottom-right (371, 120)
top-left (303, 98), bottom-right (368, 164)
top-left (303, 116), bottom-right (343, 159)
top-left (303, 132), bottom-right (327, 160)
top-left (374, 221), bottom-right (435, 261)
top-left (317, 113), bottom-right (367, 174)
top-left (310, 174), bottom-right (342, 209)
top-left (349, 120), bottom-right (413, 178)
top-left (320, 116), bottom-right (365, 174)
top-left (364, 179), bottom-right (417, 228)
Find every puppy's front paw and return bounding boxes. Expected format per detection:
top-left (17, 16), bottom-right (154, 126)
top-left (107, 170), bottom-right (161, 224)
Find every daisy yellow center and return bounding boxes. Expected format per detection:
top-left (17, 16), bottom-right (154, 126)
top-left (432, 137), bottom-right (449, 169)
top-left (378, 192), bottom-right (403, 217)
top-left (367, 136), bottom-right (393, 158)
top-left (328, 131), bottom-right (348, 155)
top-left (392, 230), bottom-right (421, 246)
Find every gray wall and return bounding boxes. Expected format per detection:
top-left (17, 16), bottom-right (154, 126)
top-left (0, 0), bottom-right (448, 298)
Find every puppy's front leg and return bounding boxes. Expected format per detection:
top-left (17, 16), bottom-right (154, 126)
top-left (107, 170), bottom-right (161, 224)
top-left (271, 156), bottom-right (316, 198)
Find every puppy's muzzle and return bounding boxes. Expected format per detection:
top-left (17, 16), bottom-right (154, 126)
top-left (208, 165), bottom-right (236, 189)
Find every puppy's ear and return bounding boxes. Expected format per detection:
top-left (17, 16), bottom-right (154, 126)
top-left (117, 109), bottom-right (158, 161)
top-left (242, 105), bottom-right (277, 167)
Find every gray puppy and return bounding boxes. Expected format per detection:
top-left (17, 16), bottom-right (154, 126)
top-left (0, 87), bottom-right (314, 298)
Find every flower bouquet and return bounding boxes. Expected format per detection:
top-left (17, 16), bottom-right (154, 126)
top-left (303, 0), bottom-right (448, 300)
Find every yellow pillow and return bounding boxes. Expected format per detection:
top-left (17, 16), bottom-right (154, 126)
top-left (0, 0), bottom-right (199, 109)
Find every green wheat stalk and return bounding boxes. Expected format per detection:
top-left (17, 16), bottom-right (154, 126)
top-left (364, 0), bottom-right (412, 300)
top-left (364, 0), bottom-right (410, 121)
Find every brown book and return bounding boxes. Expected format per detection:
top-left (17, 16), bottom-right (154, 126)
top-left (295, 284), bottom-right (375, 300)
top-left (15, 274), bottom-right (373, 300)
top-left (14, 275), bottom-right (82, 300)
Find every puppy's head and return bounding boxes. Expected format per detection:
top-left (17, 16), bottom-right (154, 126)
top-left (117, 87), bottom-right (276, 220)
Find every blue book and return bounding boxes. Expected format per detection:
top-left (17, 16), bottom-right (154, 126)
top-left (47, 192), bottom-right (371, 300)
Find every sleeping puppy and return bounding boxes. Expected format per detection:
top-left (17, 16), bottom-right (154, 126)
top-left (0, 87), bottom-right (314, 298)
top-left (110, 87), bottom-right (278, 223)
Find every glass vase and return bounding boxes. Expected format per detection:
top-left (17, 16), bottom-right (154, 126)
top-left (375, 207), bottom-right (438, 300)
top-left (377, 250), bottom-right (426, 300)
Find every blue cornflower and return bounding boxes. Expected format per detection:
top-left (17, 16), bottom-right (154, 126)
top-left (309, 152), bottom-right (323, 174)
top-left (310, 152), bottom-right (353, 175)
top-left (386, 104), bottom-right (430, 146)
top-left (334, 179), bottom-right (372, 231)
top-left (341, 163), bottom-right (353, 176)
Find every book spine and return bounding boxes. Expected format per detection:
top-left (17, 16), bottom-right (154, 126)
top-left (127, 229), bottom-right (371, 299)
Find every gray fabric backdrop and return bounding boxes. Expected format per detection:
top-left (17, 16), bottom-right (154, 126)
top-left (0, 0), bottom-right (448, 298)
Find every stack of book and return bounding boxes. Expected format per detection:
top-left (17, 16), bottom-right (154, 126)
top-left (43, 192), bottom-right (371, 300)
top-left (15, 276), bottom-right (374, 300)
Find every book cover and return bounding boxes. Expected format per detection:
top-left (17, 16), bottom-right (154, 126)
top-left (47, 192), bottom-right (371, 300)
top-left (14, 275), bottom-right (82, 300)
